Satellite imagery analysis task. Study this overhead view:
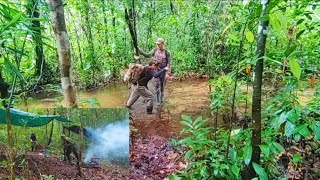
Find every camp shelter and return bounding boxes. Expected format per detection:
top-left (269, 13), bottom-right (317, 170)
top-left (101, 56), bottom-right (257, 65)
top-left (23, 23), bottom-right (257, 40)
top-left (0, 108), bottom-right (69, 127)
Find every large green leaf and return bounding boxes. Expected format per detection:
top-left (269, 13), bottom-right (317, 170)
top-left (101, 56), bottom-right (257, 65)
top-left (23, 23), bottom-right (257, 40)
top-left (298, 124), bottom-right (311, 138)
top-left (245, 31), bottom-right (254, 43)
top-left (252, 162), bottom-right (268, 180)
top-left (288, 59), bottom-right (302, 80)
top-left (285, 121), bottom-right (296, 137)
top-left (243, 144), bottom-right (252, 165)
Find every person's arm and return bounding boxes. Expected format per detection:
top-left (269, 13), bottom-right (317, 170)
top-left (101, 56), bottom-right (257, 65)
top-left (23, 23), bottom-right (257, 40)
top-left (138, 47), bottom-right (154, 58)
top-left (149, 68), bottom-right (167, 78)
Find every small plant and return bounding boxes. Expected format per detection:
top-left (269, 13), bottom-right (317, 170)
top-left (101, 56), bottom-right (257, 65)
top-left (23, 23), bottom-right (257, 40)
top-left (41, 174), bottom-right (57, 180)
top-left (170, 115), bottom-right (248, 179)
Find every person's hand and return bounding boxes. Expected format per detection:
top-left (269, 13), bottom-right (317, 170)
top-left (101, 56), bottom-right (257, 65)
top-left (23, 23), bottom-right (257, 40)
top-left (164, 67), bottom-right (169, 71)
top-left (166, 73), bottom-right (171, 79)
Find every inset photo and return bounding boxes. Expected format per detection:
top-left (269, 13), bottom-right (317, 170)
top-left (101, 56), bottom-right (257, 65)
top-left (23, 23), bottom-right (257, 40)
top-left (0, 108), bottom-right (129, 180)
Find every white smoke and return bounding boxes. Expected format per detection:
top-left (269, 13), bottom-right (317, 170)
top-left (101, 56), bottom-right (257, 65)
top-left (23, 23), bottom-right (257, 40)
top-left (83, 119), bottom-right (129, 164)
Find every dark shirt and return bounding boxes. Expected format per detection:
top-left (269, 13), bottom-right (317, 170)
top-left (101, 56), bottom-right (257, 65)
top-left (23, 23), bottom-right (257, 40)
top-left (30, 134), bottom-right (37, 141)
top-left (137, 67), bottom-right (167, 87)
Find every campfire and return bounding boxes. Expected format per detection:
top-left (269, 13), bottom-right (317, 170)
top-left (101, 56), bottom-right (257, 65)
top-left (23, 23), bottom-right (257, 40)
top-left (83, 158), bottom-right (101, 168)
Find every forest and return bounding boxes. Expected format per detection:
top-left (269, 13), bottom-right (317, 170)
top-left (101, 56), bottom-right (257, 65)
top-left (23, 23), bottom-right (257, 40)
top-left (0, 0), bottom-right (320, 179)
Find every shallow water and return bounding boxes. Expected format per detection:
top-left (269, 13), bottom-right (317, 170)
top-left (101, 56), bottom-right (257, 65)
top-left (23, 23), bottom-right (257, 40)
top-left (17, 80), bottom-right (212, 137)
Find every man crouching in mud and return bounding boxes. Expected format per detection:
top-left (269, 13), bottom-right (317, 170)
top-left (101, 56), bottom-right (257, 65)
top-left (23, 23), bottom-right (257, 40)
top-left (61, 134), bottom-right (80, 164)
top-left (126, 60), bottom-right (169, 114)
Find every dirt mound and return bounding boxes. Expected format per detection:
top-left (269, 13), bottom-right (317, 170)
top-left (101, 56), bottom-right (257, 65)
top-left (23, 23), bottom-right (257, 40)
top-left (0, 152), bottom-right (129, 180)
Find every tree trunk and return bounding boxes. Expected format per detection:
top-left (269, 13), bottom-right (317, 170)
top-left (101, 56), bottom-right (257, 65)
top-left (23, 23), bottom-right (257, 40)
top-left (244, 0), bottom-right (269, 179)
top-left (47, 0), bottom-right (77, 108)
top-left (27, 0), bottom-right (51, 81)
top-left (125, 0), bottom-right (139, 60)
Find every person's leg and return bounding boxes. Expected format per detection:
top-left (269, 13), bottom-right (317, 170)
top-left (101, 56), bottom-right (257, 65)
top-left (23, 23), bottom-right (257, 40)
top-left (126, 84), bottom-right (140, 108)
top-left (72, 146), bottom-right (80, 162)
top-left (137, 86), bottom-right (154, 114)
top-left (66, 147), bottom-right (72, 162)
top-left (159, 72), bottom-right (167, 102)
top-left (155, 78), bottom-right (161, 104)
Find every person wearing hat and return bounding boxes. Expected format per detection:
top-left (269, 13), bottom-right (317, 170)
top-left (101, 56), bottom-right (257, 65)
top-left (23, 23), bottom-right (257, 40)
top-left (126, 60), bottom-right (169, 114)
top-left (137, 37), bottom-right (172, 103)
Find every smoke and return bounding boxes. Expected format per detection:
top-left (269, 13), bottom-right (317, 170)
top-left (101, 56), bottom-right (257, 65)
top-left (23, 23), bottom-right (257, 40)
top-left (83, 119), bottom-right (129, 165)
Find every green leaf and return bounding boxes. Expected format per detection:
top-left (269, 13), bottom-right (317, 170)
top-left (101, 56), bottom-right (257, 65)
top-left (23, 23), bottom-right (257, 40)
top-left (4, 58), bottom-right (26, 84)
top-left (310, 123), bottom-right (320, 141)
top-left (231, 164), bottom-right (240, 177)
top-left (305, 13), bottom-right (312, 20)
top-left (292, 153), bottom-right (301, 164)
top-left (296, 19), bottom-right (304, 25)
top-left (287, 109), bottom-right (298, 123)
top-left (180, 120), bottom-right (193, 129)
top-left (285, 121), bottom-right (295, 137)
top-left (293, 133), bottom-right (301, 142)
top-left (298, 125), bottom-right (311, 138)
top-left (259, 145), bottom-right (270, 158)
top-left (168, 173), bottom-right (182, 180)
top-left (289, 59), bottom-right (302, 80)
top-left (221, 21), bottom-right (235, 37)
top-left (245, 31), bottom-right (254, 43)
top-left (278, 111), bottom-right (288, 126)
top-left (272, 142), bottom-right (285, 153)
top-left (284, 44), bottom-right (298, 57)
top-left (252, 162), bottom-right (268, 180)
top-left (1, 12), bottom-right (22, 33)
top-left (243, 144), bottom-right (252, 165)
top-left (296, 29), bottom-right (306, 39)
top-left (269, 11), bottom-right (287, 34)
top-left (230, 147), bottom-right (237, 163)
top-left (181, 115), bottom-right (193, 123)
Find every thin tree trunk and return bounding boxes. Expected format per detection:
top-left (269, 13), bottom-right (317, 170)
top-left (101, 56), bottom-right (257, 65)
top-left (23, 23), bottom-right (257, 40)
top-left (244, 0), bottom-right (269, 178)
top-left (6, 107), bottom-right (14, 180)
top-left (47, 120), bottom-right (54, 146)
top-left (27, 0), bottom-right (50, 81)
top-left (125, 0), bottom-right (140, 61)
top-left (47, 0), bottom-right (77, 108)
top-left (77, 110), bottom-right (83, 177)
